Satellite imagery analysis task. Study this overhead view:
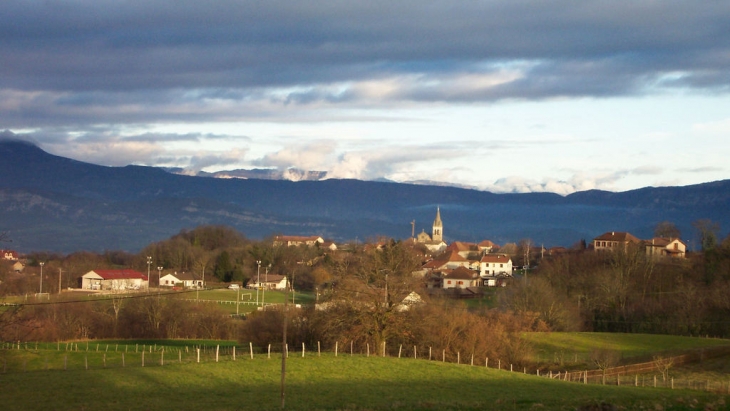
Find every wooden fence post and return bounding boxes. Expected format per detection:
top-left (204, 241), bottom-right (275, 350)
top-left (142, 351), bottom-right (145, 367)
top-left (335, 342), bottom-right (338, 357)
top-left (197, 348), bottom-right (200, 363)
top-left (367, 344), bottom-right (370, 357)
top-left (318, 341), bottom-right (321, 357)
top-left (302, 342), bottom-right (305, 358)
top-left (457, 352), bottom-right (460, 364)
top-left (398, 344), bottom-right (402, 358)
top-left (216, 345), bottom-right (219, 362)
top-left (233, 346), bottom-right (236, 361)
top-left (268, 344), bottom-right (271, 359)
top-left (249, 343), bottom-right (253, 360)
top-left (414, 346), bottom-right (417, 360)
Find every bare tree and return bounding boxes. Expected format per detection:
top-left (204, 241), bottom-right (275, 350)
top-left (653, 355), bottom-right (674, 382)
top-left (654, 221), bottom-right (681, 239)
top-left (590, 348), bottom-right (620, 384)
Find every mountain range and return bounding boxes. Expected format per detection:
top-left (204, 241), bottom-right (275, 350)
top-left (1, 139), bottom-right (729, 253)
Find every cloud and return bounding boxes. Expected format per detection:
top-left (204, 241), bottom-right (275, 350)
top-left (1, 1), bottom-right (730, 127)
top-left (254, 141), bottom-right (338, 171)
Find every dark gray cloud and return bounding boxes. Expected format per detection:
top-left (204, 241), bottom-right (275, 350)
top-left (1, 1), bottom-right (730, 129)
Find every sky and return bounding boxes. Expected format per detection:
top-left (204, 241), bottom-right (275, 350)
top-left (2, 1), bottom-right (730, 195)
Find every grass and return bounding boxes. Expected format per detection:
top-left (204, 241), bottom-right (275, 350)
top-left (0, 350), bottom-right (728, 410)
top-left (523, 332), bottom-right (730, 368)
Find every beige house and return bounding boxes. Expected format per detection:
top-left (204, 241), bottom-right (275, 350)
top-left (81, 269), bottom-right (148, 291)
top-left (644, 237), bottom-right (686, 258)
top-left (593, 231), bottom-right (641, 251)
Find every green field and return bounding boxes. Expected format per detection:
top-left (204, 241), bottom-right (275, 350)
top-left (1, 350), bottom-right (728, 410)
top-left (523, 332), bottom-right (730, 366)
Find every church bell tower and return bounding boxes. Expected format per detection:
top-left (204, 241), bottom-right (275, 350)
top-left (432, 207), bottom-right (443, 243)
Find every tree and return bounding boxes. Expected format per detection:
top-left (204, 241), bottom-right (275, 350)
top-left (654, 221), bottom-right (681, 239)
top-left (693, 219), bottom-right (720, 251)
top-left (590, 348), bottom-right (620, 384)
top-left (214, 251), bottom-right (233, 282)
top-left (653, 355), bottom-right (674, 382)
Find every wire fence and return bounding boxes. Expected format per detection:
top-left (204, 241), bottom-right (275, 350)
top-left (2, 340), bottom-right (730, 394)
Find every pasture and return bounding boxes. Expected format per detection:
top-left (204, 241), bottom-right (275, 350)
top-left (2, 335), bottom-right (730, 410)
top-left (523, 332), bottom-right (730, 366)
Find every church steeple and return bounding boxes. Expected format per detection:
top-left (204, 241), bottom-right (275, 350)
top-left (432, 207), bottom-right (443, 242)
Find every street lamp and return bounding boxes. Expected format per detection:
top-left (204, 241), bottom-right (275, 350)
top-left (146, 256), bottom-right (152, 293)
top-left (256, 260), bottom-right (261, 306)
top-left (157, 266), bottom-right (163, 297)
top-left (39, 262), bottom-right (44, 294)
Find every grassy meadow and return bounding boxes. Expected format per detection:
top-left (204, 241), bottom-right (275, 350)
top-left (1, 349), bottom-right (729, 411)
top-left (523, 332), bottom-right (730, 366)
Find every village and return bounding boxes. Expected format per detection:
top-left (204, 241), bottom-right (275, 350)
top-left (0, 208), bottom-right (688, 302)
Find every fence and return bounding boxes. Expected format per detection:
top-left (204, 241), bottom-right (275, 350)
top-left (2, 340), bottom-right (730, 394)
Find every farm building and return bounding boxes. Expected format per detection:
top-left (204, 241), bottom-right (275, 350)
top-left (81, 269), bottom-right (148, 291)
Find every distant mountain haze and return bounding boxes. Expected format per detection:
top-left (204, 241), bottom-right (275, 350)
top-left (0, 139), bottom-right (728, 253)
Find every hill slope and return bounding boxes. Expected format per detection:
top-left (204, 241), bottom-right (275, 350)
top-left (1, 139), bottom-right (729, 252)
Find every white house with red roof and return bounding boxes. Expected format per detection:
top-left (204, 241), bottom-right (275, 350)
top-left (81, 269), bottom-right (148, 291)
top-left (1, 250), bottom-right (19, 260)
top-left (442, 266), bottom-right (481, 289)
top-left (479, 254), bottom-right (512, 276)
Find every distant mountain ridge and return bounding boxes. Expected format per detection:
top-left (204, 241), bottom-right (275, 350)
top-left (0, 139), bottom-right (728, 253)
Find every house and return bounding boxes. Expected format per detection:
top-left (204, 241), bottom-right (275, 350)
top-left (479, 253), bottom-right (512, 277)
top-left (320, 241), bottom-right (338, 251)
top-left (442, 266), bottom-right (481, 289)
top-left (159, 271), bottom-right (202, 288)
top-left (248, 274), bottom-right (288, 290)
top-left (477, 240), bottom-right (500, 254)
top-left (81, 269), bottom-right (148, 291)
top-left (13, 261), bottom-right (24, 272)
top-left (446, 241), bottom-right (480, 259)
top-left (592, 231), bottom-right (641, 251)
top-left (422, 249), bottom-right (476, 271)
top-left (273, 235), bottom-right (324, 247)
top-left (644, 237), bottom-right (686, 258)
top-left (1, 250), bottom-right (19, 261)
top-left (395, 291), bottom-right (424, 311)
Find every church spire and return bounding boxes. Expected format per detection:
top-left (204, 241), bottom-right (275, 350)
top-left (432, 207), bottom-right (443, 242)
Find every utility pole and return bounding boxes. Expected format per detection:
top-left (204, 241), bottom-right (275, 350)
top-left (58, 268), bottom-right (63, 295)
top-left (39, 262), bottom-right (44, 294)
top-left (410, 220), bottom-right (415, 239)
top-left (146, 256), bottom-right (152, 293)
top-left (157, 266), bottom-right (163, 297)
top-left (280, 273), bottom-right (289, 409)
top-left (256, 261), bottom-right (261, 306)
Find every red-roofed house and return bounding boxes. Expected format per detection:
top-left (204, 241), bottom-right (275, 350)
top-left (1, 250), bottom-right (19, 260)
top-left (479, 254), bottom-right (512, 277)
top-left (592, 231), bottom-right (641, 251)
top-left (442, 266), bottom-right (481, 289)
top-left (81, 269), bottom-right (149, 291)
top-left (477, 240), bottom-right (500, 253)
top-left (422, 249), bottom-right (475, 271)
top-left (644, 237), bottom-right (686, 258)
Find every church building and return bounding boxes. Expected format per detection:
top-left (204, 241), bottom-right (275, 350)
top-left (416, 207), bottom-right (447, 252)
